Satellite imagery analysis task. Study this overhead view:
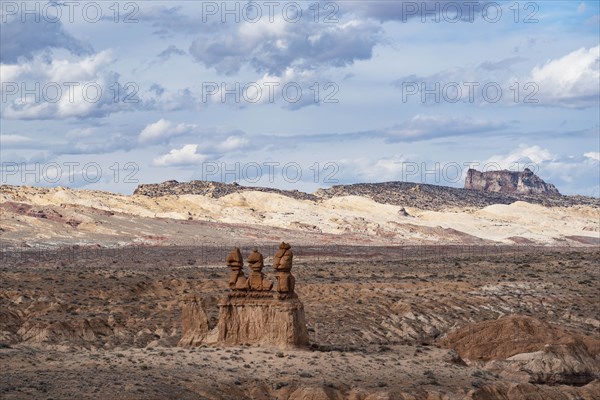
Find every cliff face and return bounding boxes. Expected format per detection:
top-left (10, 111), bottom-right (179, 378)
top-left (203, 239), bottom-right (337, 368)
top-left (178, 295), bottom-right (210, 347)
top-left (464, 168), bottom-right (560, 195)
top-left (217, 295), bottom-right (309, 349)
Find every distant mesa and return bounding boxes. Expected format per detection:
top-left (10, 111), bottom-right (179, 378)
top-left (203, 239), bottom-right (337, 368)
top-left (131, 168), bottom-right (593, 212)
top-left (464, 168), bottom-right (560, 196)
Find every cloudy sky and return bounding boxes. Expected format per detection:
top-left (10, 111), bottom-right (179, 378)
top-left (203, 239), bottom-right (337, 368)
top-left (1, 0), bottom-right (599, 196)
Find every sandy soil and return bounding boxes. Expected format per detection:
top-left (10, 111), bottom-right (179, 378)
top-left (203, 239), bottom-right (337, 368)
top-left (1, 246), bottom-right (599, 399)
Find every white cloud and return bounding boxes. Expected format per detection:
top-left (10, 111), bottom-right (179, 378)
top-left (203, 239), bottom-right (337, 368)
top-left (385, 115), bottom-right (504, 141)
top-left (395, 46), bottom-right (599, 109)
top-left (189, 16), bottom-right (381, 75)
top-left (215, 136), bottom-right (250, 152)
top-left (584, 151), bottom-right (600, 161)
top-left (339, 155), bottom-right (411, 182)
top-left (528, 45), bottom-right (599, 108)
top-left (151, 144), bottom-right (208, 167)
top-left (204, 67), bottom-right (330, 110)
top-left (485, 145), bottom-right (555, 170)
top-left (0, 134), bottom-right (32, 144)
top-left (139, 119), bottom-right (197, 144)
top-left (1, 50), bottom-right (137, 119)
top-left (577, 2), bottom-right (587, 14)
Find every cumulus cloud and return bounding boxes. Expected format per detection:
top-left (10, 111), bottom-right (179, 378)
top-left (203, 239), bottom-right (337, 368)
top-left (584, 151), bottom-right (600, 161)
top-left (138, 119), bottom-right (198, 144)
top-left (1, 50), bottom-right (139, 119)
top-left (151, 144), bottom-right (208, 167)
top-left (0, 14), bottom-right (92, 63)
top-left (214, 136), bottom-right (250, 152)
top-left (527, 45), bottom-right (600, 109)
top-left (204, 67), bottom-right (336, 110)
top-left (189, 17), bottom-right (381, 75)
top-left (138, 119), bottom-right (251, 149)
top-left (394, 46), bottom-right (599, 109)
top-left (138, 119), bottom-right (254, 166)
top-left (484, 144), bottom-right (555, 170)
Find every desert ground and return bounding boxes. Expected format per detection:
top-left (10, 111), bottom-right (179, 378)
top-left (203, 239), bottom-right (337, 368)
top-left (1, 245), bottom-right (599, 399)
top-left (1, 184), bottom-right (599, 399)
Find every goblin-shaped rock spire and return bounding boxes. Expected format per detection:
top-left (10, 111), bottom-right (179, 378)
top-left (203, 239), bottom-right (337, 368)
top-left (247, 248), bottom-right (273, 291)
top-left (226, 247), bottom-right (248, 290)
top-left (273, 242), bottom-right (295, 294)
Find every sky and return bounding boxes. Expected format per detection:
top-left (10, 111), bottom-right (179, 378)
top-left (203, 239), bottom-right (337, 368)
top-left (1, 0), bottom-right (599, 196)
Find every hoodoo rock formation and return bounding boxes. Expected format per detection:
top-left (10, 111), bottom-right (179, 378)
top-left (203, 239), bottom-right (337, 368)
top-left (247, 248), bottom-right (273, 292)
top-left (178, 294), bottom-right (210, 347)
top-left (464, 168), bottom-right (560, 195)
top-left (217, 244), bottom-right (309, 348)
top-left (181, 244), bottom-right (309, 349)
top-left (273, 242), bottom-right (296, 298)
top-left (226, 247), bottom-right (248, 291)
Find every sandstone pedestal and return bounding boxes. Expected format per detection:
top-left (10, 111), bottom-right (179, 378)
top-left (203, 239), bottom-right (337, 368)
top-left (217, 293), bottom-right (309, 349)
top-left (178, 294), bottom-right (209, 347)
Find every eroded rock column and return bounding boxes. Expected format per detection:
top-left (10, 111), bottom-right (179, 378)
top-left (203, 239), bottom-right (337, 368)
top-left (217, 243), bottom-right (309, 348)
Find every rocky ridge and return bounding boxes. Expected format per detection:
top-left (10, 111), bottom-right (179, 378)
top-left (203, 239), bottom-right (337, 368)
top-left (465, 168), bottom-right (561, 195)
top-left (133, 179), bottom-right (599, 211)
top-left (2, 184), bottom-right (598, 248)
top-left (133, 180), bottom-right (316, 201)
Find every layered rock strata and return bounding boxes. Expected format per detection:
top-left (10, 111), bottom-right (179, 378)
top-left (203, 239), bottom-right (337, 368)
top-left (181, 243), bottom-right (309, 348)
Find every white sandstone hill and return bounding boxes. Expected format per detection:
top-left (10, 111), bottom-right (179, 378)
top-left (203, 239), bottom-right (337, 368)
top-left (0, 183), bottom-right (598, 248)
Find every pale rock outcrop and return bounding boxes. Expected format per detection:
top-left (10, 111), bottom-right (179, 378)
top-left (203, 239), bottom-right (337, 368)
top-left (469, 380), bottom-right (600, 400)
top-left (440, 315), bottom-right (600, 385)
top-left (491, 344), bottom-right (600, 385)
top-left (16, 318), bottom-right (114, 345)
top-left (464, 168), bottom-right (560, 195)
top-left (288, 386), bottom-right (343, 400)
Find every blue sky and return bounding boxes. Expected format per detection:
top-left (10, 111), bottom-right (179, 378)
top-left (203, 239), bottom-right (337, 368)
top-left (1, 1), bottom-right (599, 196)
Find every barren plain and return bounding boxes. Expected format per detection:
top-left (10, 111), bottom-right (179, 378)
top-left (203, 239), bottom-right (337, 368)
top-left (1, 184), bottom-right (599, 399)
